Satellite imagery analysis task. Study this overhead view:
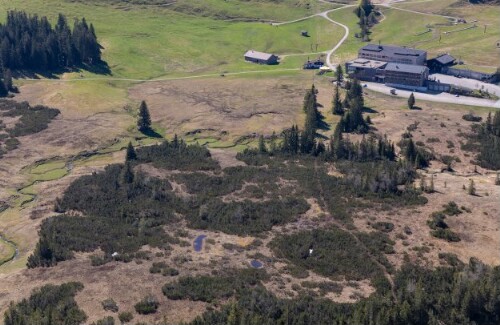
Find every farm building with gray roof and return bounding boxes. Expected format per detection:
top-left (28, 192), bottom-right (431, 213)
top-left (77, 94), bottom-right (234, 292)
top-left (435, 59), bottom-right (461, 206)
top-left (244, 50), bottom-right (278, 65)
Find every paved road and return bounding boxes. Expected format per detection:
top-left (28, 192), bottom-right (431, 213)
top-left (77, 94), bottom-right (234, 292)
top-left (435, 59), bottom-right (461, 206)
top-left (430, 74), bottom-right (500, 97)
top-left (364, 81), bottom-right (500, 108)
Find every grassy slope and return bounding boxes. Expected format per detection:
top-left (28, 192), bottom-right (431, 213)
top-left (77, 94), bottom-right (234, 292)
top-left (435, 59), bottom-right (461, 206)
top-left (393, 0), bottom-right (500, 66)
top-left (330, 1), bottom-right (499, 68)
top-left (0, 0), bottom-right (341, 79)
top-left (170, 0), bottom-right (336, 21)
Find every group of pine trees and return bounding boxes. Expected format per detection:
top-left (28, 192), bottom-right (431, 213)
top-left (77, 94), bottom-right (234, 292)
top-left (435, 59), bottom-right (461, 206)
top-left (401, 135), bottom-right (432, 169)
top-left (354, 0), bottom-right (377, 41)
top-left (333, 77), bottom-right (369, 134)
top-left (0, 11), bottom-right (102, 72)
top-left (473, 111), bottom-right (500, 170)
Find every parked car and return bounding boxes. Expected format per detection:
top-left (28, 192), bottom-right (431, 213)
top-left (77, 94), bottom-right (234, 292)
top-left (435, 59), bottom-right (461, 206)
top-left (390, 89), bottom-right (396, 95)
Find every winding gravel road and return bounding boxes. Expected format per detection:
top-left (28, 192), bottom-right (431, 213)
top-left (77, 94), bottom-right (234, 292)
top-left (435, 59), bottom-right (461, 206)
top-left (273, 4), bottom-right (355, 70)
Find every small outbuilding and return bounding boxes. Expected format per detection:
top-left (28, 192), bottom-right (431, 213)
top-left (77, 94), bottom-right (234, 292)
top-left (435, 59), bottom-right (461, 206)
top-left (427, 53), bottom-right (456, 73)
top-left (244, 50), bottom-right (279, 65)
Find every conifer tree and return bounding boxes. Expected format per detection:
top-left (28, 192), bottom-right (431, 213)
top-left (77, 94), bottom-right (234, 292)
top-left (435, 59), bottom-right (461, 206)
top-left (419, 176), bottom-right (425, 192)
top-left (335, 64), bottom-right (343, 83)
top-left (3, 69), bottom-right (12, 91)
top-left (123, 163), bottom-right (134, 184)
top-left (408, 92), bottom-right (416, 110)
top-left (137, 100), bottom-right (152, 133)
top-left (428, 174), bottom-right (435, 193)
top-left (126, 142), bottom-right (137, 161)
top-left (258, 135), bottom-right (267, 153)
top-left (0, 79), bottom-right (7, 97)
top-left (468, 179), bottom-right (476, 195)
top-left (405, 138), bottom-right (417, 163)
top-left (332, 84), bottom-right (344, 115)
top-left (360, 0), bottom-right (374, 16)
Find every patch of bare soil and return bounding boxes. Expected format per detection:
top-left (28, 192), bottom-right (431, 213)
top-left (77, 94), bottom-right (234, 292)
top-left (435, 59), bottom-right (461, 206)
top-left (209, 148), bottom-right (246, 169)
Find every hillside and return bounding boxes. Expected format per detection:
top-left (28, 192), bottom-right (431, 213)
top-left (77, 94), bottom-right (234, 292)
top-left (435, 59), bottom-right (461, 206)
top-left (0, 0), bottom-right (499, 324)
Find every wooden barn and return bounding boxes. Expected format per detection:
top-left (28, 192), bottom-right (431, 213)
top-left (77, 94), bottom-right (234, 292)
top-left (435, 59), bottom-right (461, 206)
top-left (244, 50), bottom-right (278, 65)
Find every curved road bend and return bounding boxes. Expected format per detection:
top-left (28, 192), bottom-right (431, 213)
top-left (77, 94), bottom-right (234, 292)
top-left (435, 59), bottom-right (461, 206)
top-left (273, 5), bottom-right (355, 70)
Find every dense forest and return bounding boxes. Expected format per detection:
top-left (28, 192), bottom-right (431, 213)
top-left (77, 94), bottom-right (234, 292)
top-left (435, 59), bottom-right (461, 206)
top-left (0, 100), bottom-right (60, 158)
top-left (0, 11), bottom-right (102, 72)
top-left (462, 111), bottom-right (500, 170)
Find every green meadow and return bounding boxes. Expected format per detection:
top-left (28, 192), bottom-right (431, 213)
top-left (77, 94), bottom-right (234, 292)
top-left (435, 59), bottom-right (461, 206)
top-left (0, 0), bottom-right (342, 80)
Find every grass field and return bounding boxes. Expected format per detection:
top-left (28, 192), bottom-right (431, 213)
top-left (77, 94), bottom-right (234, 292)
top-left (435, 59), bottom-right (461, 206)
top-left (0, 0), bottom-right (341, 80)
top-left (393, 0), bottom-right (500, 66)
top-left (329, 1), bottom-right (500, 68)
top-left (169, 0), bottom-right (337, 21)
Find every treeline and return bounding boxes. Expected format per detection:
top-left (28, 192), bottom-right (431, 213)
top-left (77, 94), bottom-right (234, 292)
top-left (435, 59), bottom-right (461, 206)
top-left (186, 259), bottom-right (500, 325)
top-left (4, 282), bottom-right (87, 325)
top-left (135, 135), bottom-right (220, 171)
top-left (463, 111), bottom-right (500, 170)
top-left (0, 11), bottom-right (102, 71)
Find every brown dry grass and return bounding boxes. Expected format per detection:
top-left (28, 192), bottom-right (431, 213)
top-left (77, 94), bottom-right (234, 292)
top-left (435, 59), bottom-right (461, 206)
top-left (128, 75), bottom-right (331, 145)
top-left (355, 90), bottom-right (500, 267)
top-left (0, 74), bottom-right (499, 323)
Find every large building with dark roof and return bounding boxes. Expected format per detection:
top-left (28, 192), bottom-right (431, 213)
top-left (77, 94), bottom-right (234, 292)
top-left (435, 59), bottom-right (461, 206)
top-left (384, 63), bottom-right (429, 90)
top-left (345, 44), bottom-right (430, 90)
top-left (358, 44), bottom-right (427, 66)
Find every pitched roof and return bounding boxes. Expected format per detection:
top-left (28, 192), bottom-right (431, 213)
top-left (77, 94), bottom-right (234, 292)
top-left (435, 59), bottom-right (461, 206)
top-left (244, 50), bottom-right (276, 61)
top-left (385, 62), bottom-right (428, 74)
top-left (434, 54), bottom-right (456, 65)
top-left (360, 44), bottom-right (426, 57)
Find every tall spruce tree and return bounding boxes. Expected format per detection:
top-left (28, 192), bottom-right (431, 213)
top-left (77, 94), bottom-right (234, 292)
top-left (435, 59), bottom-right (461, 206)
top-left (332, 84), bottom-right (344, 115)
top-left (335, 64), bottom-right (343, 83)
top-left (126, 142), bottom-right (137, 161)
top-left (408, 92), bottom-right (416, 110)
top-left (137, 100), bottom-right (152, 133)
top-left (258, 135), bottom-right (267, 153)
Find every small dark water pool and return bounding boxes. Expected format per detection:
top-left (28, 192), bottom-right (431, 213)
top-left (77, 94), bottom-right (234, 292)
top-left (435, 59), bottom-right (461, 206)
top-left (193, 235), bottom-right (207, 252)
top-left (250, 260), bottom-right (263, 269)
